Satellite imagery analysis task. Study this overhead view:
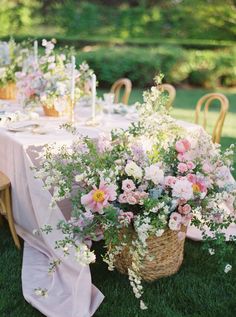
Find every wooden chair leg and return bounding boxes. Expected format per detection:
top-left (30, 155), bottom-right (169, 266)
top-left (0, 213), bottom-right (3, 226)
top-left (4, 188), bottom-right (21, 249)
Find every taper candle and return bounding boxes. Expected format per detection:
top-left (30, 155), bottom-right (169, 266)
top-left (34, 40), bottom-right (38, 65)
top-left (70, 56), bottom-right (76, 102)
top-left (91, 74), bottom-right (96, 121)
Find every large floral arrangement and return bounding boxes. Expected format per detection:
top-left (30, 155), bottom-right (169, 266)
top-left (35, 79), bottom-right (236, 309)
top-left (0, 38), bottom-right (30, 87)
top-left (16, 39), bottom-right (94, 110)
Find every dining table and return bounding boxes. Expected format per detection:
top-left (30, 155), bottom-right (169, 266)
top-left (0, 100), bottom-right (235, 317)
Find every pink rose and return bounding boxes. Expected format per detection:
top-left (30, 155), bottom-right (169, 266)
top-left (181, 213), bottom-right (193, 226)
top-left (118, 193), bottom-right (127, 204)
top-left (175, 139), bottom-right (191, 154)
top-left (178, 198), bottom-right (187, 205)
top-left (187, 173), bottom-right (197, 183)
top-left (126, 194), bottom-right (137, 205)
top-left (118, 211), bottom-right (134, 225)
top-left (178, 204), bottom-right (191, 215)
top-left (178, 163), bottom-right (188, 173)
top-left (122, 179), bottom-right (136, 192)
top-left (187, 162), bottom-right (195, 170)
top-left (177, 153), bottom-right (184, 162)
top-left (164, 176), bottom-right (176, 187)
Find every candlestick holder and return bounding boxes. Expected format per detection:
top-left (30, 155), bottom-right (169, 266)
top-left (85, 116), bottom-right (100, 127)
top-left (69, 98), bottom-right (75, 123)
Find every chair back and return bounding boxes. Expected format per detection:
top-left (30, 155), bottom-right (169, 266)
top-left (195, 93), bottom-right (229, 144)
top-left (158, 84), bottom-right (176, 110)
top-left (111, 78), bottom-right (132, 105)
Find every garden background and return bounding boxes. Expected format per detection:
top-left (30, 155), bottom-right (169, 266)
top-left (1, 1), bottom-right (236, 316)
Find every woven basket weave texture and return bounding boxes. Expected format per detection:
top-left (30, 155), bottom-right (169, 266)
top-left (115, 226), bottom-right (186, 282)
top-left (0, 83), bottom-right (16, 100)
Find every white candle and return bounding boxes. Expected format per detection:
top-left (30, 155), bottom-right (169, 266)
top-left (91, 74), bottom-right (96, 121)
top-left (34, 40), bottom-right (38, 65)
top-left (70, 56), bottom-right (76, 102)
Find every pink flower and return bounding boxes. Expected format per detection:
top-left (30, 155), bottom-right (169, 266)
top-left (190, 177), bottom-right (208, 194)
top-left (172, 178), bottom-right (193, 201)
top-left (175, 139), bottom-right (191, 154)
top-left (133, 191), bottom-right (149, 205)
top-left (202, 162), bottom-right (213, 173)
top-left (169, 212), bottom-right (182, 231)
top-left (97, 133), bottom-right (112, 153)
top-left (178, 204), bottom-right (191, 215)
top-left (118, 211), bottom-right (134, 225)
top-left (126, 193), bottom-right (138, 205)
top-left (178, 198), bottom-right (187, 205)
top-left (81, 180), bottom-right (117, 213)
top-left (164, 176), bottom-right (176, 187)
top-left (178, 231), bottom-right (186, 241)
top-left (118, 193), bottom-right (127, 204)
top-left (187, 162), bottom-right (195, 170)
top-left (178, 163), bottom-right (188, 173)
top-left (181, 213), bottom-right (193, 226)
top-left (122, 179), bottom-right (136, 192)
top-left (187, 173), bottom-right (197, 183)
top-left (177, 153), bottom-right (184, 162)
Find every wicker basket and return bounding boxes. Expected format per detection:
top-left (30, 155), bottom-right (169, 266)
top-left (0, 83), bottom-right (16, 100)
top-left (114, 226), bottom-right (187, 282)
top-left (42, 105), bottom-right (60, 117)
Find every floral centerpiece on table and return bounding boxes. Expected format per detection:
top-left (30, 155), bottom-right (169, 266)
top-left (0, 38), bottom-right (30, 98)
top-left (35, 77), bottom-right (236, 309)
top-left (16, 39), bottom-right (94, 113)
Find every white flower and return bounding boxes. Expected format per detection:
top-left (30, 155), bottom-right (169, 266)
top-left (32, 229), bottom-right (40, 236)
top-left (42, 39), bottom-right (47, 46)
top-left (224, 264), bottom-right (232, 273)
top-left (75, 244), bottom-right (96, 265)
top-left (34, 288), bottom-right (48, 297)
top-left (208, 248), bottom-right (215, 255)
top-left (172, 178), bottom-right (193, 200)
top-left (144, 163), bottom-right (164, 185)
top-left (140, 300), bottom-right (148, 310)
top-left (125, 161), bottom-right (143, 179)
top-left (75, 174), bottom-right (84, 182)
top-left (48, 63), bottom-right (56, 70)
top-left (155, 229), bottom-right (164, 237)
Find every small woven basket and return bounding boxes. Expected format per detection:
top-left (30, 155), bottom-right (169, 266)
top-left (0, 83), bottom-right (16, 100)
top-left (43, 105), bottom-right (60, 117)
top-left (114, 226), bottom-right (186, 282)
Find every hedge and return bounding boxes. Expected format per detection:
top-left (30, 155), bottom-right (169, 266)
top-left (0, 35), bottom-right (235, 50)
top-left (76, 45), bottom-right (236, 88)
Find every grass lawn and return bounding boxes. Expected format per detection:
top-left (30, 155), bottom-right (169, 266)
top-left (1, 88), bottom-right (236, 317)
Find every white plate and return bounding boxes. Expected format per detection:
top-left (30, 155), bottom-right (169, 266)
top-left (7, 121), bottom-right (40, 132)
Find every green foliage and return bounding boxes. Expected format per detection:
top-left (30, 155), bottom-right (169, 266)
top-left (0, 0), bottom-right (41, 36)
top-left (76, 45), bottom-right (236, 88)
top-left (52, 0), bottom-right (236, 42)
top-left (1, 223), bottom-right (236, 317)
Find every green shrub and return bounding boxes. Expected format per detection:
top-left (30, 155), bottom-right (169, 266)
top-left (76, 45), bottom-right (236, 88)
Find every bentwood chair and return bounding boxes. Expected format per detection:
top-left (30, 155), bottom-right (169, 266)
top-left (0, 171), bottom-right (21, 249)
top-left (111, 78), bottom-right (132, 105)
top-left (157, 84), bottom-right (176, 110)
top-left (195, 93), bottom-right (229, 144)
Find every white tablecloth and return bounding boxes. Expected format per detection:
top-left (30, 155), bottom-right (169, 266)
top-left (0, 102), bottom-right (235, 316)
